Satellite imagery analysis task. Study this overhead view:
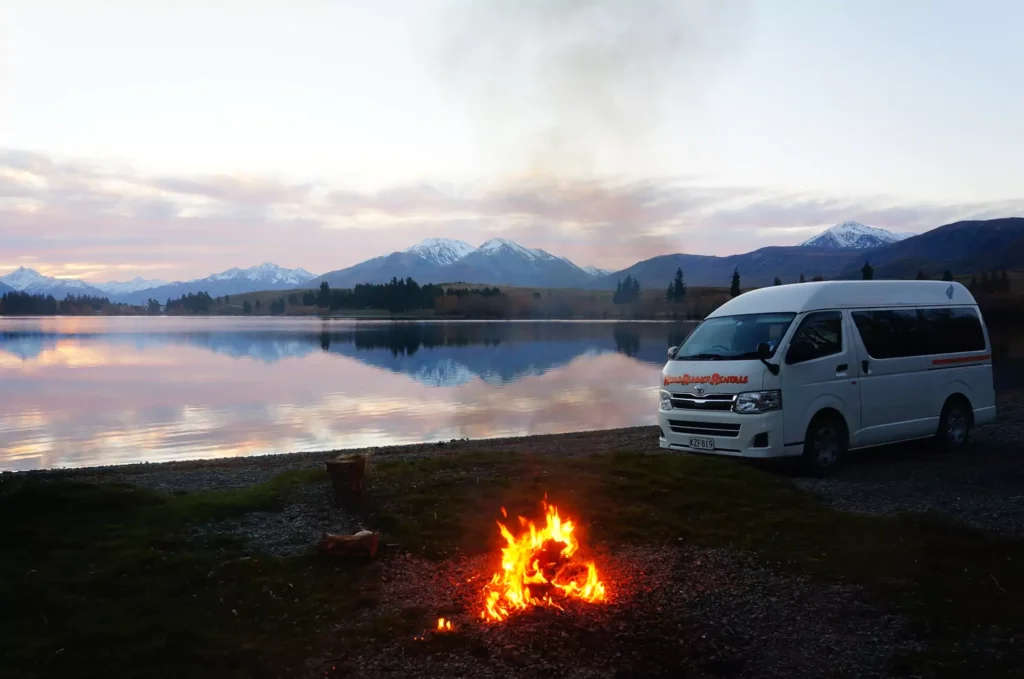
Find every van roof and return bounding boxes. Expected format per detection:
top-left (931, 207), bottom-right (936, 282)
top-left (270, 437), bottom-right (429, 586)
top-left (708, 280), bottom-right (977, 317)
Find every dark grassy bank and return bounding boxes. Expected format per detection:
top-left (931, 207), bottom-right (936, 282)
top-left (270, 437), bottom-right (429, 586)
top-left (2, 451), bottom-right (1022, 678)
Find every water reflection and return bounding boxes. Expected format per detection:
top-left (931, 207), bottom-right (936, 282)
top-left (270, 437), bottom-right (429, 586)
top-left (1, 317), bottom-right (1017, 472)
top-left (0, 318), bottom-right (693, 470)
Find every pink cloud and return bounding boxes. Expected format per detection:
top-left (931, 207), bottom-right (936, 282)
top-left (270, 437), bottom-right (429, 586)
top-left (2, 148), bottom-right (1022, 281)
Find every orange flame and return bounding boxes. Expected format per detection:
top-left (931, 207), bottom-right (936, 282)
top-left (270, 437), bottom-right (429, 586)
top-left (481, 500), bottom-right (606, 622)
top-left (436, 617), bottom-right (452, 631)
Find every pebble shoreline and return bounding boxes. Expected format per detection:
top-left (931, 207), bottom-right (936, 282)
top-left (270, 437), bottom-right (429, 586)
top-left (11, 392), bottom-right (1024, 537)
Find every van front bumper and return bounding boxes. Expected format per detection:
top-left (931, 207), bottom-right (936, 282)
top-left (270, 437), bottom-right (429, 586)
top-left (657, 409), bottom-right (795, 459)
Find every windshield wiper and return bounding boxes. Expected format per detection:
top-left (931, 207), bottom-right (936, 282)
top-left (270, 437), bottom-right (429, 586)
top-left (677, 352), bottom-right (724, 360)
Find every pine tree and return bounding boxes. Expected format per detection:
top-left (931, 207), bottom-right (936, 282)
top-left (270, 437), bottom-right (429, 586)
top-left (773, 277), bottom-right (782, 286)
top-left (729, 269), bottom-right (741, 298)
top-left (672, 267), bottom-right (686, 302)
top-left (942, 270), bottom-right (953, 282)
top-left (242, 300), bottom-right (252, 313)
top-left (861, 261), bottom-right (874, 280)
top-left (916, 270), bottom-right (928, 280)
top-left (799, 273), bottom-right (806, 283)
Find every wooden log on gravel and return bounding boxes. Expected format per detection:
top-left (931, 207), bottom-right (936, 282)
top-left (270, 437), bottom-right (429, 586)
top-left (317, 530), bottom-right (379, 559)
top-left (325, 454), bottom-right (367, 507)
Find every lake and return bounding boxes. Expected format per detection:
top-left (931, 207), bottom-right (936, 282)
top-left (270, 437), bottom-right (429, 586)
top-left (2, 317), bottom-right (1020, 471)
top-left (0, 318), bottom-right (698, 471)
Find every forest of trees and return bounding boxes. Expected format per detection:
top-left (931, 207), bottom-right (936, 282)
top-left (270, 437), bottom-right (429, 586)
top-left (0, 292), bottom-right (111, 315)
top-left (166, 291), bottom-right (214, 314)
top-left (970, 271), bottom-right (1012, 294)
top-left (311, 278), bottom-right (502, 313)
top-left (613, 275), bottom-right (642, 304)
top-left (665, 268), bottom-right (687, 302)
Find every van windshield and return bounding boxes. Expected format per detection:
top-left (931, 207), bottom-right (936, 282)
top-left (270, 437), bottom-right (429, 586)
top-left (674, 313), bottom-right (797, 361)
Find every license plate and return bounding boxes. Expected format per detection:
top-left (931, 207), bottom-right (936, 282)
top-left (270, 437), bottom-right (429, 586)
top-left (688, 436), bottom-right (715, 451)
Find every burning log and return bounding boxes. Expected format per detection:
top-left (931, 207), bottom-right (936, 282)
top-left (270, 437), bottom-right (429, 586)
top-left (481, 500), bottom-right (606, 622)
top-left (326, 454), bottom-right (368, 507)
top-left (317, 529), bottom-right (379, 559)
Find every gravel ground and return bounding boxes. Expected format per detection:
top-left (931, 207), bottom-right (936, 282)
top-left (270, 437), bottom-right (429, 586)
top-left (791, 392), bottom-right (1024, 537)
top-left (191, 482), bottom-right (365, 557)
top-left (308, 546), bottom-right (917, 679)
top-left (26, 427), bottom-right (661, 493)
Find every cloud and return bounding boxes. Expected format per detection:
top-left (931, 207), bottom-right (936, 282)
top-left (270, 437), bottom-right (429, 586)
top-left (1, 147), bottom-right (1022, 281)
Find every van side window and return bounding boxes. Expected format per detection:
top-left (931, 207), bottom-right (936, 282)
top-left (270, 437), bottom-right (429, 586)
top-left (853, 306), bottom-right (986, 358)
top-left (851, 310), bottom-right (899, 358)
top-left (921, 308), bottom-right (986, 353)
top-left (785, 311), bottom-right (843, 365)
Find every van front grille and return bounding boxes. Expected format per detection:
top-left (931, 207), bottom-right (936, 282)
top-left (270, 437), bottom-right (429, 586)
top-left (667, 419), bottom-right (742, 438)
top-left (668, 393), bottom-right (736, 411)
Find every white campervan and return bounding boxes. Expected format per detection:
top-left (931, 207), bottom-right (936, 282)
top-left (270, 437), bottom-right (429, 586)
top-left (658, 281), bottom-right (996, 475)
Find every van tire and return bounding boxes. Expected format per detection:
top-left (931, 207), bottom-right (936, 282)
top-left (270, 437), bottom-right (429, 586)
top-left (802, 414), bottom-right (847, 477)
top-left (937, 398), bottom-right (972, 452)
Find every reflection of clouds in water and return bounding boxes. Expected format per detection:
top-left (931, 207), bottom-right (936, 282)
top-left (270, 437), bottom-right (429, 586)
top-left (0, 319), bottom-right (676, 470)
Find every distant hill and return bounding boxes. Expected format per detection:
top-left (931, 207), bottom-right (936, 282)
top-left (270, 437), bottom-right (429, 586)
top-left (836, 217), bottom-right (1024, 279)
top-left (595, 217), bottom-right (1024, 290)
top-left (119, 263), bottom-right (316, 305)
top-left (590, 247), bottom-right (865, 290)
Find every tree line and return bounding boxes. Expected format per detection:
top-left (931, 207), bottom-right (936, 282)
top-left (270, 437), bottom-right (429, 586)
top-left (0, 292), bottom-right (112, 315)
top-left (309, 278), bottom-right (502, 313)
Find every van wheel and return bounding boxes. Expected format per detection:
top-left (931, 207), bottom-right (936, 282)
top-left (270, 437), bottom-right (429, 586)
top-left (803, 415), bottom-right (847, 477)
top-left (937, 398), bottom-right (972, 452)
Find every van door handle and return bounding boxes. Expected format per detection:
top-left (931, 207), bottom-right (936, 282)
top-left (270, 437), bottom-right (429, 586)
top-left (861, 360), bottom-right (869, 373)
top-left (836, 364), bottom-right (848, 373)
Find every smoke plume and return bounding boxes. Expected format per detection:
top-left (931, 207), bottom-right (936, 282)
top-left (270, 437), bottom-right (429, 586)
top-left (427, 0), bottom-right (750, 179)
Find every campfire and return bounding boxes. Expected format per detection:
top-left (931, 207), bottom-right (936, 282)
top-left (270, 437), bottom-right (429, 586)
top-left (480, 500), bottom-right (606, 621)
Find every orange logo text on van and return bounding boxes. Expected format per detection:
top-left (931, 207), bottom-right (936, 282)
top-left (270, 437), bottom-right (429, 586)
top-left (664, 373), bottom-right (749, 387)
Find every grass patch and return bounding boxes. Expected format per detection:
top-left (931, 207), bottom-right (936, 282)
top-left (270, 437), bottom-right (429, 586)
top-left (2, 451), bottom-right (1022, 677)
top-left (0, 471), bottom-right (374, 679)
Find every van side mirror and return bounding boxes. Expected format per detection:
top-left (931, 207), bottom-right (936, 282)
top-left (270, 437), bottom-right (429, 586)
top-left (667, 345), bottom-right (678, 360)
top-left (756, 342), bottom-right (780, 376)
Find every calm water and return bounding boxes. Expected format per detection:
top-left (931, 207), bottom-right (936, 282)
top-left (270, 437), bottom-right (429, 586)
top-left (0, 318), bottom-right (698, 471)
top-left (2, 317), bottom-right (1020, 472)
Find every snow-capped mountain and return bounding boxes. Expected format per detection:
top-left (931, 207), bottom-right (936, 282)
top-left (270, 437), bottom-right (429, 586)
top-left (116, 263), bottom-right (318, 304)
top-left (0, 267), bottom-right (109, 298)
top-left (94, 277), bottom-right (169, 296)
top-left (477, 238), bottom-right (545, 260)
top-left (316, 237), bottom-right (594, 289)
top-left (404, 238), bottom-right (475, 266)
top-left (207, 262), bottom-right (316, 286)
top-left (583, 266), bottom-right (612, 277)
top-left (800, 221), bottom-right (913, 249)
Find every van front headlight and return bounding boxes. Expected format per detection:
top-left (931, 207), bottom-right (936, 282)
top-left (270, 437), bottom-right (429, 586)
top-left (659, 390), bottom-right (673, 411)
top-left (734, 390), bottom-right (782, 414)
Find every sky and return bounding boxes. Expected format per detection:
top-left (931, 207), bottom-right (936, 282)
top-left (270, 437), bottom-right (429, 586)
top-left (1, 0), bottom-right (1022, 282)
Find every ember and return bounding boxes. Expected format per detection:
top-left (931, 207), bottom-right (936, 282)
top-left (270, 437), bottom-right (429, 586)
top-left (481, 500), bottom-right (606, 622)
top-left (436, 617), bottom-right (453, 631)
